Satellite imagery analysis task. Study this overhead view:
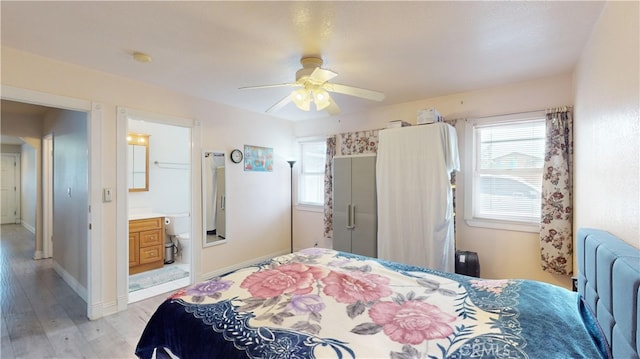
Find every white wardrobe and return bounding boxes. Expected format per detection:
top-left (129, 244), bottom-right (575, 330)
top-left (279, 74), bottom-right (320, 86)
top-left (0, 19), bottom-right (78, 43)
top-left (376, 123), bottom-right (460, 272)
top-left (332, 155), bottom-right (377, 258)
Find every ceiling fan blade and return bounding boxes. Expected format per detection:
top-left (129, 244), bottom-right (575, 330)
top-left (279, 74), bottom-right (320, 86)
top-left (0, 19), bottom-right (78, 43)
top-left (323, 83), bottom-right (385, 102)
top-left (326, 99), bottom-right (341, 116)
top-left (239, 83), bottom-right (301, 90)
top-left (265, 95), bottom-right (292, 113)
top-left (308, 67), bottom-right (338, 84)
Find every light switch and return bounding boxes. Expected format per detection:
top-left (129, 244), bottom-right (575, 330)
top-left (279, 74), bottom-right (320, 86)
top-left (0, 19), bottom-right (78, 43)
top-left (103, 188), bottom-right (113, 202)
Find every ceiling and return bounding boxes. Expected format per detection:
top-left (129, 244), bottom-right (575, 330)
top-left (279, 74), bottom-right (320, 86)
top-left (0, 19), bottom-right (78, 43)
top-left (1, 1), bottom-right (605, 121)
top-left (1, 100), bottom-right (52, 145)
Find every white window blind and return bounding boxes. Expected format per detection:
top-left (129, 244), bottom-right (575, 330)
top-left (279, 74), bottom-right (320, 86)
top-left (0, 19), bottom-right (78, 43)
top-left (466, 117), bottom-right (545, 229)
top-left (298, 140), bottom-right (326, 206)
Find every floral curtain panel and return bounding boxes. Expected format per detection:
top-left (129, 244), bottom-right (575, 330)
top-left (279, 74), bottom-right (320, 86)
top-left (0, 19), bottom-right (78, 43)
top-left (323, 136), bottom-right (337, 239)
top-left (323, 130), bottom-right (380, 239)
top-left (340, 130), bottom-right (380, 155)
top-left (540, 107), bottom-right (574, 275)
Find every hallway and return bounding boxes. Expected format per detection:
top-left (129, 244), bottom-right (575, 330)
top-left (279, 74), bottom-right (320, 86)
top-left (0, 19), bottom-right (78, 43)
top-left (0, 224), bottom-right (165, 358)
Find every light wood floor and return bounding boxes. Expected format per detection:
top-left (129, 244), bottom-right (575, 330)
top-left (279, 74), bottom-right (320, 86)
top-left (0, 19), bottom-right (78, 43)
top-left (1, 224), bottom-right (167, 359)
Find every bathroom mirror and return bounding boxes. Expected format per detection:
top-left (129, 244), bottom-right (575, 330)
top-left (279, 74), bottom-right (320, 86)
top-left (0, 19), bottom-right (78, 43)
top-left (202, 151), bottom-right (227, 247)
top-left (127, 133), bottom-right (149, 192)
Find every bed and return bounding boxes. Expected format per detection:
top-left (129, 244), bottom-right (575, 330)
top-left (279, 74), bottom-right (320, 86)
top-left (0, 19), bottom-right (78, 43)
top-left (136, 228), bottom-right (639, 359)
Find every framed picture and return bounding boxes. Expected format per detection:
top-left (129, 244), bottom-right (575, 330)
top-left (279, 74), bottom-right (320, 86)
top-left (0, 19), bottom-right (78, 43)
top-left (243, 145), bottom-right (273, 172)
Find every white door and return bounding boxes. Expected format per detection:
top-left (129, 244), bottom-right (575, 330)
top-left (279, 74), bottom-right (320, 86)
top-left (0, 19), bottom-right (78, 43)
top-left (1, 153), bottom-right (20, 224)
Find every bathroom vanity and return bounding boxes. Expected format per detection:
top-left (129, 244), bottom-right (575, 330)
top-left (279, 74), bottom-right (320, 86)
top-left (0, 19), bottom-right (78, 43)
top-left (129, 216), bottom-right (165, 274)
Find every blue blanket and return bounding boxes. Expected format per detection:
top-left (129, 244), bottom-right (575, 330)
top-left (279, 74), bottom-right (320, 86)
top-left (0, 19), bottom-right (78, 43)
top-left (136, 248), bottom-right (608, 359)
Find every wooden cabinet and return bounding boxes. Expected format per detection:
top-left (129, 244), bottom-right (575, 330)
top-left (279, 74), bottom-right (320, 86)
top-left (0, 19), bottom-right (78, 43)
top-left (129, 217), bottom-right (164, 275)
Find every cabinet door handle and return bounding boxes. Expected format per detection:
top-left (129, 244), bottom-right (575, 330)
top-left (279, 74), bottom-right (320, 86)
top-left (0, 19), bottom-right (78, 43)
top-left (220, 195), bottom-right (225, 210)
top-left (351, 205), bottom-right (356, 228)
top-left (346, 204), bottom-right (354, 229)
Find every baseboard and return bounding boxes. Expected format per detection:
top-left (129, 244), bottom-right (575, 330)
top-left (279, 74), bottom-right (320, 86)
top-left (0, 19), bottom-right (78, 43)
top-left (23, 222), bottom-right (40, 259)
top-left (198, 249), bottom-right (290, 282)
top-left (52, 260), bottom-right (88, 302)
top-left (53, 264), bottom-right (104, 319)
top-left (88, 299), bottom-right (104, 320)
top-left (21, 221), bottom-right (36, 234)
top-left (116, 293), bottom-right (129, 313)
top-left (102, 299), bottom-right (120, 317)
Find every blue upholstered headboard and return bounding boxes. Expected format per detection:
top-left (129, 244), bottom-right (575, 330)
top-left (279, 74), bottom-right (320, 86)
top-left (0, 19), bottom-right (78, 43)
top-left (577, 228), bottom-right (640, 358)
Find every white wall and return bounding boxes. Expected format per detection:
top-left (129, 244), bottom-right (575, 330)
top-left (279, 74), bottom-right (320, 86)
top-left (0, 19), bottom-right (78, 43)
top-left (128, 119), bottom-right (191, 215)
top-left (198, 113), bottom-right (294, 275)
top-left (295, 74), bottom-right (575, 288)
top-left (573, 2), bottom-right (640, 248)
top-left (44, 108), bottom-right (89, 288)
top-left (1, 46), bottom-right (295, 314)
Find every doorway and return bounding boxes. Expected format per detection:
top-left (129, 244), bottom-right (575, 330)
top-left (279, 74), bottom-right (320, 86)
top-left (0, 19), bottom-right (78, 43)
top-left (1, 86), bottom-right (103, 320)
top-left (117, 107), bottom-right (197, 305)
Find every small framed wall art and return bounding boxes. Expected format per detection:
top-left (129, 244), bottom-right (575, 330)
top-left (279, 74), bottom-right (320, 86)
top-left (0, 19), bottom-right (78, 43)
top-left (243, 145), bottom-right (273, 172)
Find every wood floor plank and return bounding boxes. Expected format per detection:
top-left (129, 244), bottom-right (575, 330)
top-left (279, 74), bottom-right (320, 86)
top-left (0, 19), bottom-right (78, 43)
top-left (87, 329), bottom-right (138, 359)
top-left (46, 325), bottom-right (98, 359)
top-left (1, 224), bottom-right (172, 359)
top-left (4, 312), bottom-right (55, 358)
top-left (1, 313), bottom-right (16, 359)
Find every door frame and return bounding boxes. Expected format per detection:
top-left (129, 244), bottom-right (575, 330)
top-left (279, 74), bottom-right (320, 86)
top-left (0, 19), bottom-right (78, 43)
top-left (115, 107), bottom-right (202, 311)
top-left (1, 85), bottom-right (104, 320)
top-left (42, 134), bottom-right (53, 258)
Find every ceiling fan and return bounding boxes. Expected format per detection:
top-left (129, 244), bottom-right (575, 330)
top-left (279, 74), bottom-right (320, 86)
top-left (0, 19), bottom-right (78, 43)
top-left (240, 56), bottom-right (385, 116)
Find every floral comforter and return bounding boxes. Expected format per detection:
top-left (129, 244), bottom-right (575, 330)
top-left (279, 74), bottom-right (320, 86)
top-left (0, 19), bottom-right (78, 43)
top-left (136, 248), bottom-right (608, 359)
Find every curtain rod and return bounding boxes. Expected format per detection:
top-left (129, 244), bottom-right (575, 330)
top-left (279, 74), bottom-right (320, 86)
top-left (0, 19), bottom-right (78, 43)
top-left (466, 106), bottom-right (572, 121)
top-left (466, 109), bottom-right (545, 121)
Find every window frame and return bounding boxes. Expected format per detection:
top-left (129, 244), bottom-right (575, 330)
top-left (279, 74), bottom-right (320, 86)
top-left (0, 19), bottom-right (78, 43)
top-left (296, 138), bottom-right (327, 211)
top-left (463, 111), bottom-right (545, 233)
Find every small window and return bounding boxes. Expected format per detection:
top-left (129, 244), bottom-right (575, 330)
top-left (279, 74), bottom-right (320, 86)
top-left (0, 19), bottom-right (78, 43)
top-left (298, 140), bottom-right (326, 206)
top-left (465, 114), bottom-right (545, 232)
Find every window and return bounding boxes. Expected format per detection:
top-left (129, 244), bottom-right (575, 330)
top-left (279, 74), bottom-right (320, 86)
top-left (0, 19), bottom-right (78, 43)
top-left (465, 114), bottom-right (545, 231)
top-left (298, 140), bottom-right (327, 206)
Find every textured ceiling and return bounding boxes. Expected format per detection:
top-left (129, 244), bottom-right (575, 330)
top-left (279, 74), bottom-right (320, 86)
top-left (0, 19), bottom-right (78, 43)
top-left (1, 1), bottom-right (605, 121)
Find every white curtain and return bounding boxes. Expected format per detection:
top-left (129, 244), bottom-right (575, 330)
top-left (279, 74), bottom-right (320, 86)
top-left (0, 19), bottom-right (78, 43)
top-left (376, 123), bottom-right (460, 272)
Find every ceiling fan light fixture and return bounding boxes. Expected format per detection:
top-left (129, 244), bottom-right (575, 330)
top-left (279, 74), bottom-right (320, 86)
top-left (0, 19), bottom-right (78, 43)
top-left (240, 55), bottom-right (384, 116)
top-left (313, 89), bottom-right (331, 111)
top-left (291, 89), bottom-right (310, 111)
